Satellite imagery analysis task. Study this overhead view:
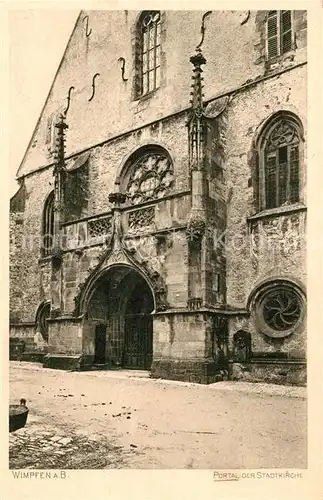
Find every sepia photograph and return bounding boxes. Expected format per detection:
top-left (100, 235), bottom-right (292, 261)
top-left (8, 6), bottom-right (310, 477)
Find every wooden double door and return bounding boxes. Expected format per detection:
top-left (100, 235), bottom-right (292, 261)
top-left (123, 313), bottom-right (153, 370)
top-left (91, 272), bottom-right (154, 370)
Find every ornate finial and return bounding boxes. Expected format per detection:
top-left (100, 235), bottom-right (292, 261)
top-left (189, 11), bottom-right (211, 115)
top-left (189, 51), bottom-right (206, 118)
top-left (54, 114), bottom-right (68, 171)
top-left (187, 13), bottom-right (211, 172)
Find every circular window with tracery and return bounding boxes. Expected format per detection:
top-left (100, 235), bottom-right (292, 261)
top-left (255, 283), bottom-right (305, 338)
top-left (125, 150), bottom-right (174, 205)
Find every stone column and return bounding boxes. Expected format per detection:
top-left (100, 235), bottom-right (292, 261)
top-left (51, 114), bottom-right (68, 316)
top-left (186, 50), bottom-right (208, 308)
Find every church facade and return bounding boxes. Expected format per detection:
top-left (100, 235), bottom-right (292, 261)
top-left (10, 10), bottom-right (307, 385)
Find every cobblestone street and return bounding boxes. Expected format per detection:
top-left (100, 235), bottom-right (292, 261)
top-left (9, 421), bottom-right (127, 469)
top-left (9, 362), bottom-right (307, 469)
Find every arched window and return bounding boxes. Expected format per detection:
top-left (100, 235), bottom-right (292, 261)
top-left (42, 191), bottom-right (54, 256)
top-left (37, 302), bottom-right (51, 342)
top-left (136, 11), bottom-right (161, 97)
top-left (122, 146), bottom-right (174, 205)
top-left (267, 10), bottom-right (293, 59)
top-left (258, 113), bottom-right (303, 210)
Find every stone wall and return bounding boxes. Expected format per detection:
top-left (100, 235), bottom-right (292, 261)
top-left (10, 212), bottom-right (25, 324)
top-left (230, 360), bottom-right (306, 386)
top-left (10, 169), bottom-right (54, 325)
top-left (151, 312), bottom-right (217, 383)
top-left (47, 319), bottom-right (82, 355)
top-left (225, 65), bottom-right (307, 308)
top-left (17, 10), bottom-right (307, 179)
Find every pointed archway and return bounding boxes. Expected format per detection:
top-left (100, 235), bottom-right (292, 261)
top-left (84, 265), bottom-right (154, 369)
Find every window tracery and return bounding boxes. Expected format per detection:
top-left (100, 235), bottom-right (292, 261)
top-left (88, 216), bottom-right (112, 238)
top-left (261, 289), bottom-right (301, 331)
top-left (254, 282), bottom-right (305, 339)
top-left (258, 114), bottom-right (302, 211)
top-left (125, 150), bottom-right (174, 205)
top-left (136, 11), bottom-right (161, 97)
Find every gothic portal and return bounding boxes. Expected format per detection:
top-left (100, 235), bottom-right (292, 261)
top-left (85, 266), bottom-right (154, 370)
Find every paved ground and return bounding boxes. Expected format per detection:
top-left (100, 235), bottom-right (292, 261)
top-left (9, 361), bottom-right (307, 469)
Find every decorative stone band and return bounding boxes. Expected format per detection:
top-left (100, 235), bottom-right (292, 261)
top-left (88, 216), bottom-right (113, 238)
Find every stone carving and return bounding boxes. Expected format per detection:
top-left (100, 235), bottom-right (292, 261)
top-left (128, 207), bottom-right (155, 229)
top-left (233, 330), bottom-right (251, 362)
top-left (107, 249), bottom-right (127, 265)
top-left (51, 246), bottom-right (64, 268)
top-left (108, 192), bottom-right (127, 206)
top-left (186, 217), bottom-right (206, 246)
top-left (144, 269), bottom-right (168, 312)
top-left (187, 297), bottom-right (202, 310)
top-left (126, 152), bottom-right (174, 205)
top-left (73, 200), bottom-right (168, 315)
top-left (212, 315), bottom-right (229, 374)
top-left (212, 315), bottom-right (227, 333)
top-left (204, 96), bottom-right (230, 119)
top-left (250, 225), bottom-right (259, 270)
top-left (88, 216), bottom-right (112, 238)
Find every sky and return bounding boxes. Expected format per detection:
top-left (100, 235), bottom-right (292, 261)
top-left (8, 9), bottom-right (79, 196)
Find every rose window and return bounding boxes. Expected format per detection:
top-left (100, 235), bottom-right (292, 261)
top-left (256, 284), bottom-right (305, 338)
top-left (262, 290), bottom-right (301, 330)
top-left (126, 151), bottom-right (174, 205)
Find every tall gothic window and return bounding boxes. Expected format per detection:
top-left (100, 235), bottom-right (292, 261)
top-left (42, 191), bottom-right (54, 256)
top-left (267, 10), bottom-right (293, 59)
top-left (137, 11), bottom-right (161, 96)
top-left (259, 114), bottom-right (302, 210)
